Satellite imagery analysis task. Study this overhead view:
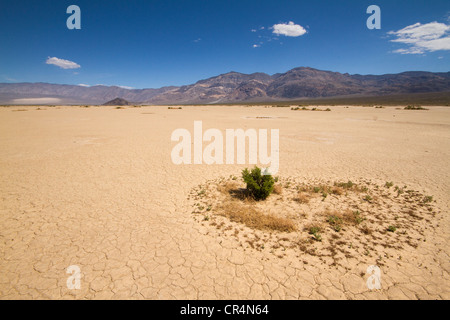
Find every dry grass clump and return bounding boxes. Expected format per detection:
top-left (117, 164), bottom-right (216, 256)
top-left (324, 209), bottom-right (366, 232)
top-left (218, 181), bottom-right (239, 195)
top-left (331, 186), bottom-right (344, 195)
top-left (220, 200), bottom-right (296, 233)
top-left (294, 192), bottom-right (310, 204)
top-left (273, 184), bottom-right (283, 195)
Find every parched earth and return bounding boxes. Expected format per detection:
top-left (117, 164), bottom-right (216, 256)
top-left (0, 105), bottom-right (449, 299)
top-left (190, 177), bottom-right (440, 272)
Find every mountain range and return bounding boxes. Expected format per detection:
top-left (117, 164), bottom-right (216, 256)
top-left (1, 67), bottom-right (449, 105)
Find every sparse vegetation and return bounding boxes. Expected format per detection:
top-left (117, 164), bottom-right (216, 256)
top-left (327, 215), bottom-right (342, 232)
top-left (336, 181), bottom-right (354, 189)
top-left (291, 106), bottom-right (331, 112)
top-left (190, 175), bottom-right (437, 264)
top-left (404, 105), bottom-right (428, 110)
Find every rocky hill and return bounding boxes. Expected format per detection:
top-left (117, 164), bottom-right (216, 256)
top-left (1, 67), bottom-right (449, 105)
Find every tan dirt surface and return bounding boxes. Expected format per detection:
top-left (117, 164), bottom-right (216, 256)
top-left (0, 105), bottom-right (449, 299)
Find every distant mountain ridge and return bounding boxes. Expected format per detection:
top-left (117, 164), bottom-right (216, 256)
top-left (1, 67), bottom-right (449, 105)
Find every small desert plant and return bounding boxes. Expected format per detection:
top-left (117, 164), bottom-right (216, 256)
top-left (385, 181), bottom-right (394, 188)
top-left (327, 216), bottom-right (342, 232)
top-left (308, 226), bottom-right (322, 241)
top-left (423, 196), bottom-right (433, 203)
top-left (242, 167), bottom-right (274, 201)
top-left (336, 181), bottom-right (355, 189)
top-left (353, 211), bottom-right (365, 224)
top-left (387, 225), bottom-right (397, 233)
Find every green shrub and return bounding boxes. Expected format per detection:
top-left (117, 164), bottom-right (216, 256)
top-left (404, 105), bottom-right (428, 110)
top-left (387, 225), bottom-right (397, 233)
top-left (308, 226), bottom-right (322, 241)
top-left (242, 167), bottom-right (274, 201)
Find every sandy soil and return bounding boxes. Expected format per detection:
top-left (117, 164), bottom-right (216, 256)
top-left (0, 105), bottom-right (449, 300)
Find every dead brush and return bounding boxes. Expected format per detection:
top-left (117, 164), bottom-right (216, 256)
top-left (294, 192), bottom-right (310, 204)
top-left (219, 200), bottom-right (297, 233)
top-left (324, 209), bottom-right (365, 232)
top-left (273, 184), bottom-right (283, 195)
top-left (217, 181), bottom-right (239, 195)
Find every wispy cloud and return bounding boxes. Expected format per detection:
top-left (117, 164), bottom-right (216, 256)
top-left (388, 22), bottom-right (450, 54)
top-left (193, 38), bottom-right (202, 43)
top-left (272, 21), bottom-right (306, 37)
top-left (252, 44), bottom-right (260, 48)
top-left (2, 75), bottom-right (18, 82)
top-left (46, 57), bottom-right (81, 69)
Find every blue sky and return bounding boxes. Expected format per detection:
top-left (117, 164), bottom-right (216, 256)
top-left (0, 0), bottom-right (449, 89)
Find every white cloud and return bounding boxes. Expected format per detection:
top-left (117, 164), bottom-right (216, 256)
top-left (253, 44), bottom-right (260, 48)
top-left (46, 57), bottom-right (81, 69)
top-left (272, 21), bottom-right (306, 37)
top-left (388, 22), bottom-right (450, 54)
top-left (3, 75), bottom-right (18, 82)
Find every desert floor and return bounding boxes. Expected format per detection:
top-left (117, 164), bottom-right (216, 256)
top-left (0, 105), bottom-right (449, 300)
